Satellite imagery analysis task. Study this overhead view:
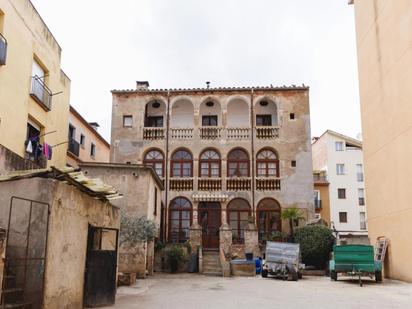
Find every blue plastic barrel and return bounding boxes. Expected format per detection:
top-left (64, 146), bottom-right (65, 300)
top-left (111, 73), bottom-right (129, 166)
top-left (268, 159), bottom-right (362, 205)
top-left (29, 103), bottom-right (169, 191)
top-left (255, 258), bottom-right (262, 274)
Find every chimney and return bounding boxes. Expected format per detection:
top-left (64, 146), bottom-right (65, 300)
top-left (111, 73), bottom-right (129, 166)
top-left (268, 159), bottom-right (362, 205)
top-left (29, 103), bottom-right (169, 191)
top-left (89, 122), bottom-right (100, 131)
top-left (136, 81), bottom-right (150, 90)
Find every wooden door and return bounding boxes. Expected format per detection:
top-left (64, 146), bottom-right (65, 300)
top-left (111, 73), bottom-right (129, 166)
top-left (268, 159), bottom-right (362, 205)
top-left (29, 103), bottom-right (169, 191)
top-left (198, 202), bottom-right (221, 249)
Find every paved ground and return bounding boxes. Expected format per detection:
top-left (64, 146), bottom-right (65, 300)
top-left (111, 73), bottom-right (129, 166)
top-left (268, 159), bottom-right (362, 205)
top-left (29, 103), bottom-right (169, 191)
top-left (103, 273), bottom-right (412, 309)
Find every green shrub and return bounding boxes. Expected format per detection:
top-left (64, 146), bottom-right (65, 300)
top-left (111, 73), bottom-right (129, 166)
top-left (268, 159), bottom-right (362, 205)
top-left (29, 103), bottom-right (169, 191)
top-left (119, 215), bottom-right (157, 246)
top-left (294, 225), bottom-right (335, 269)
top-left (165, 244), bottom-right (187, 272)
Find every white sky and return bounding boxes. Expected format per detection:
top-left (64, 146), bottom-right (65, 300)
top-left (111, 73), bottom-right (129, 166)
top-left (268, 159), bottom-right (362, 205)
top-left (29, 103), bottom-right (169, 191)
top-left (30, 0), bottom-right (361, 142)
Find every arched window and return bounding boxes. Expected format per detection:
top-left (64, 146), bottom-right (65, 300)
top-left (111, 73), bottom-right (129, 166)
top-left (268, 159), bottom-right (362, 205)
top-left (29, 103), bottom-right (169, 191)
top-left (171, 149), bottom-right (193, 177)
top-left (143, 149), bottom-right (164, 177)
top-left (227, 149), bottom-right (249, 177)
top-left (200, 149), bottom-right (220, 177)
top-left (257, 149), bottom-right (279, 177)
top-left (227, 199), bottom-right (251, 244)
top-left (257, 198), bottom-right (281, 241)
top-left (169, 197), bottom-right (192, 243)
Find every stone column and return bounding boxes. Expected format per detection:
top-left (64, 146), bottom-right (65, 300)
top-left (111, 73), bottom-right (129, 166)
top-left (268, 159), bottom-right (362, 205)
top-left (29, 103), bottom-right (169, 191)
top-left (189, 201), bottom-right (202, 253)
top-left (219, 223), bottom-right (232, 277)
top-left (219, 200), bottom-right (232, 276)
top-left (244, 222), bottom-right (260, 258)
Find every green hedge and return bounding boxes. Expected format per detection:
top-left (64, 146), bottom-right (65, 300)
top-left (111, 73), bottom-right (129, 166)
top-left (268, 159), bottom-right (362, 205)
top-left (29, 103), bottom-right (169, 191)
top-left (294, 225), bottom-right (335, 269)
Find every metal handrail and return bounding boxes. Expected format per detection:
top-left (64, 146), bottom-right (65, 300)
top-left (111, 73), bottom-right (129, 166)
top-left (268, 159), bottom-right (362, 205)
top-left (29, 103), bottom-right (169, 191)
top-left (30, 75), bottom-right (53, 110)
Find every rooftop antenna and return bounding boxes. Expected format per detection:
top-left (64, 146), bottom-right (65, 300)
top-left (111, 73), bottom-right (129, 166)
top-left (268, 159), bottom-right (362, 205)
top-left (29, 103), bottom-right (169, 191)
top-left (206, 81), bottom-right (210, 89)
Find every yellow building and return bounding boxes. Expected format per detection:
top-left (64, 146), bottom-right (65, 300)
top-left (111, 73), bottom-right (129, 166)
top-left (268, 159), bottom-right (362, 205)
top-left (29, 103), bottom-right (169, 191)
top-left (350, 0), bottom-right (412, 282)
top-left (313, 170), bottom-right (330, 226)
top-left (67, 106), bottom-right (110, 167)
top-left (0, 0), bottom-right (70, 172)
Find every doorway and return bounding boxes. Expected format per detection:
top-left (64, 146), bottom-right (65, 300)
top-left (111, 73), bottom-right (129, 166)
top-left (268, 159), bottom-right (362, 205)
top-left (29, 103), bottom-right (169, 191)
top-left (83, 225), bottom-right (118, 308)
top-left (1, 197), bottom-right (49, 309)
top-left (198, 202), bottom-right (221, 249)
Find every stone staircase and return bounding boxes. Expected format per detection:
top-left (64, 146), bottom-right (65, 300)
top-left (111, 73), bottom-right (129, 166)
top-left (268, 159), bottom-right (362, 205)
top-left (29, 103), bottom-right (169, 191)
top-left (202, 250), bottom-right (222, 276)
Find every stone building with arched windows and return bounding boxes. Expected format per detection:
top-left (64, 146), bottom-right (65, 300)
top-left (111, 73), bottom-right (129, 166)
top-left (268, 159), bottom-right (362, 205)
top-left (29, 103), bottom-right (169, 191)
top-left (110, 81), bottom-right (314, 275)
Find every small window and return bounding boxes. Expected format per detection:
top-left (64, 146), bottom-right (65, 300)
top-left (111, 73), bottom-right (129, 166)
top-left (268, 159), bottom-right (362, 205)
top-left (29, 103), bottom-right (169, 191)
top-left (291, 160), bottom-right (296, 167)
top-left (123, 115), bottom-right (133, 127)
top-left (90, 143), bottom-right (96, 158)
top-left (256, 115), bottom-right (272, 126)
top-left (289, 113), bottom-right (295, 120)
top-left (339, 212), bottom-right (348, 223)
top-left (80, 134), bottom-right (85, 147)
top-left (335, 142), bottom-right (344, 151)
top-left (154, 187), bottom-right (158, 216)
top-left (202, 115), bottom-right (218, 126)
top-left (68, 124), bottom-right (76, 140)
top-left (358, 188), bottom-right (365, 206)
top-left (146, 116), bottom-right (163, 127)
top-left (338, 188), bottom-right (346, 199)
top-left (336, 164), bottom-right (345, 175)
top-left (356, 164), bottom-right (364, 182)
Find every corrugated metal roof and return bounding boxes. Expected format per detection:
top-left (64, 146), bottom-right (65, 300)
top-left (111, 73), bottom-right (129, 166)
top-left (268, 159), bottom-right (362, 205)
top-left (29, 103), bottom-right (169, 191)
top-left (0, 167), bottom-right (123, 202)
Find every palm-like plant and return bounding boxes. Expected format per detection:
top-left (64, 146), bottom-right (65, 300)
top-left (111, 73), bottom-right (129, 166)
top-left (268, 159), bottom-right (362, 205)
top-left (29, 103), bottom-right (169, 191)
top-left (281, 208), bottom-right (305, 237)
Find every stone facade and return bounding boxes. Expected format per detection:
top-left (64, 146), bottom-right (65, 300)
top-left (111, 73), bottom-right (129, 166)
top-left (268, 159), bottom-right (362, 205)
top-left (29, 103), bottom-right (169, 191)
top-left (80, 162), bottom-right (164, 279)
top-left (110, 83), bottom-right (314, 272)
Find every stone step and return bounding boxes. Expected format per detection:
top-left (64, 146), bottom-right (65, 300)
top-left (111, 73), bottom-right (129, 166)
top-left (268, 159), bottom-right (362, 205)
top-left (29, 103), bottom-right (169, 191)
top-left (203, 271), bottom-right (222, 276)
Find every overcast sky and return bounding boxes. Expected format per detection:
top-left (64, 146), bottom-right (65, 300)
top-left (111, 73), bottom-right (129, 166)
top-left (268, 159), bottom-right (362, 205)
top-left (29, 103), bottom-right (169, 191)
top-left (31, 0), bottom-right (361, 142)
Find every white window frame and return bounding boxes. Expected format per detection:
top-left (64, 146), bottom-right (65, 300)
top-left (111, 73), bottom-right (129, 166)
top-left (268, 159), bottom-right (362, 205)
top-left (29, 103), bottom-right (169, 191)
top-left (335, 141), bottom-right (344, 151)
top-left (123, 115), bottom-right (133, 127)
top-left (336, 164), bottom-right (345, 175)
top-left (360, 212), bottom-right (367, 230)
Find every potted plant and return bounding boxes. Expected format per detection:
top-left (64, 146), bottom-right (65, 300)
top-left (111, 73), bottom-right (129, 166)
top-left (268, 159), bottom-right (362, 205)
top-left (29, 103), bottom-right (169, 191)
top-left (165, 244), bottom-right (186, 273)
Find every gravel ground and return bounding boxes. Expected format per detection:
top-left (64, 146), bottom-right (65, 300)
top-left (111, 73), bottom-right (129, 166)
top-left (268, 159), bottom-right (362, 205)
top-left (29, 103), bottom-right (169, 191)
top-left (102, 273), bottom-right (412, 309)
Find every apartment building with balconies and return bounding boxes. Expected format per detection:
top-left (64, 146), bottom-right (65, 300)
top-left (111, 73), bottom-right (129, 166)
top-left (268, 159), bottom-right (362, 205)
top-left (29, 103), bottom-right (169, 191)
top-left (67, 105), bottom-right (110, 167)
top-left (0, 0), bottom-right (71, 173)
top-left (111, 81), bottom-right (314, 263)
top-left (312, 130), bottom-right (368, 244)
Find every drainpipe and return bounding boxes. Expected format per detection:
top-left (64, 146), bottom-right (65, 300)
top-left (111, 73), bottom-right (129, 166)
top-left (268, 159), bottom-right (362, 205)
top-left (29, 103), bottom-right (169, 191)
top-left (164, 90), bottom-right (171, 242)
top-left (250, 88), bottom-right (256, 218)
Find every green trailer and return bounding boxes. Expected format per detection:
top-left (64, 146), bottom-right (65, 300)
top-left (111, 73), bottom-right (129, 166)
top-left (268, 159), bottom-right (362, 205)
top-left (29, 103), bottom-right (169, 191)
top-left (329, 245), bottom-right (382, 286)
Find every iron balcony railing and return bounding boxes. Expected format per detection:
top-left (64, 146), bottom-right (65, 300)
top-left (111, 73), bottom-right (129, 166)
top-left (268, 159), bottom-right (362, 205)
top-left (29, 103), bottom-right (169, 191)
top-left (313, 174), bottom-right (328, 182)
top-left (0, 32), bottom-right (7, 65)
top-left (314, 199), bottom-right (322, 209)
top-left (30, 76), bottom-right (52, 111)
top-left (68, 138), bottom-right (80, 157)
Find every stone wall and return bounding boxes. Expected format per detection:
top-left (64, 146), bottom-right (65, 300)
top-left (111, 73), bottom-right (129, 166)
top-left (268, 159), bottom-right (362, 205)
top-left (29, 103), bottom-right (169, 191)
top-left (0, 227), bottom-right (6, 297)
top-left (0, 177), bottom-right (120, 309)
top-left (0, 144), bottom-right (45, 174)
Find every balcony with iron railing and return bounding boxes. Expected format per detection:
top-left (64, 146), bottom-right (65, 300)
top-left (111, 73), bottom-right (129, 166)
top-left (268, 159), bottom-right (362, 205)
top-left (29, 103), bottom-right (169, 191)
top-left (169, 178), bottom-right (194, 191)
top-left (198, 178), bottom-right (222, 191)
top-left (0, 33), bottom-right (7, 65)
top-left (68, 138), bottom-right (80, 157)
top-left (256, 177), bottom-right (281, 191)
top-left (313, 173), bottom-right (328, 183)
top-left (30, 76), bottom-right (52, 111)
